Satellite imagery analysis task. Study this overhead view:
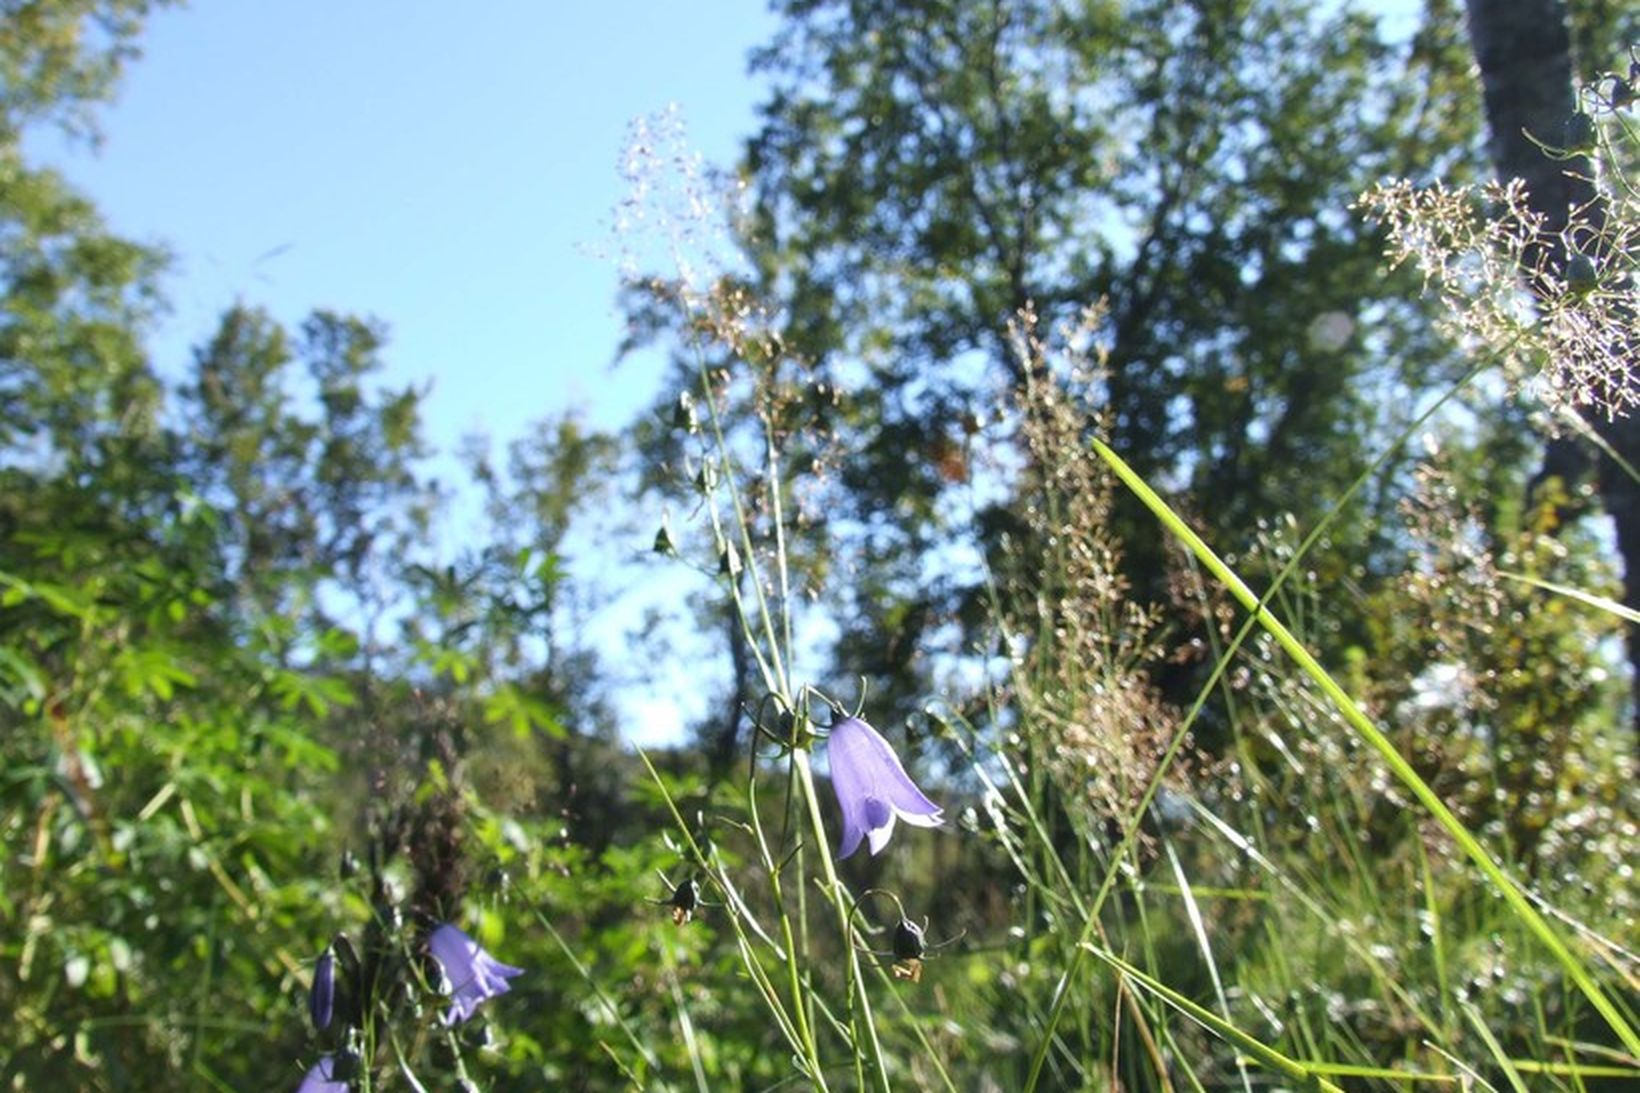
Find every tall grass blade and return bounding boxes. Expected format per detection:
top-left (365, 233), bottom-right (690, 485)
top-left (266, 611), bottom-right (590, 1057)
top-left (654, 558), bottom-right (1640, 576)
top-left (1091, 435), bottom-right (1640, 1057)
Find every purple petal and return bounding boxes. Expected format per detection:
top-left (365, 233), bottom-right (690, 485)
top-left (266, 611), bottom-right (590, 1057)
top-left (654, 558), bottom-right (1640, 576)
top-left (429, 924), bottom-right (523, 1025)
top-left (864, 798), bottom-right (897, 854)
top-left (295, 1056), bottom-right (348, 1093)
top-left (827, 720), bottom-right (876, 857)
top-left (826, 717), bottom-right (942, 858)
top-left (834, 785), bottom-right (869, 859)
top-left (882, 757), bottom-right (943, 821)
top-left (309, 950), bottom-right (334, 1032)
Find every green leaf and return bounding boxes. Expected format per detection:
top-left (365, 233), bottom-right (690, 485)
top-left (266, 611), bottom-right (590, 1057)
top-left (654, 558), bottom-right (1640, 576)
top-left (267, 667), bottom-right (355, 716)
top-left (482, 683), bottom-right (564, 739)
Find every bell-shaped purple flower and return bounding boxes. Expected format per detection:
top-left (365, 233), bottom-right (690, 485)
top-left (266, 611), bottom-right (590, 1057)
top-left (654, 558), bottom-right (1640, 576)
top-left (825, 715), bottom-right (943, 858)
top-left (295, 1055), bottom-right (348, 1093)
top-left (428, 923), bottom-right (523, 1026)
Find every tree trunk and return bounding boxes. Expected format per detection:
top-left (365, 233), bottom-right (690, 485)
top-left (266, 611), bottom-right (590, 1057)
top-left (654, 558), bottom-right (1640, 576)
top-left (1464, 0), bottom-right (1640, 726)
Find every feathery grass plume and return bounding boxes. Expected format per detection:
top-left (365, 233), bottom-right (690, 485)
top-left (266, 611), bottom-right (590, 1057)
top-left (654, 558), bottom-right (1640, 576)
top-left (1000, 303), bottom-right (1190, 827)
top-left (1358, 76), bottom-right (1638, 421)
top-left (1357, 455), bottom-right (1635, 889)
top-left (1361, 178), bottom-right (1638, 417)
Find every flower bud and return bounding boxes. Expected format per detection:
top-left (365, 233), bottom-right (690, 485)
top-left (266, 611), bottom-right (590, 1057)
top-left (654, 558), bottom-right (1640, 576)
top-left (1561, 111), bottom-right (1595, 152)
top-left (331, 1046), bottom-right (362, 1081)
top-left (892, 918), bottom-right (926, 962)
top-left (310, 948), bottom-right (335, 1032)
top-left (693, 461), bottom-right (718, 494)
top-left (718, 542), bottom-right (742, 577)
top-left (653, 522), bottom-right (677, 557)
top-left (1610, 77), bottom-right (1634, 111)
top-left (890, 918), bottom-right (927, 982)
top-left (1566, 254), bottom-right (1598, 294)
top-left (670, 878), bottom-right (701, 925)
top-left (461, 1019), bottom-right (495, 1050)
top-left (673, 391), bottom-right (699, 433)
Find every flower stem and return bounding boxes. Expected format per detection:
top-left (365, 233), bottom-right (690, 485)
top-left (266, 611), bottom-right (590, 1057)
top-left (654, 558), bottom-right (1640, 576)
top-left (790, 746), bottom-right (891, 1093)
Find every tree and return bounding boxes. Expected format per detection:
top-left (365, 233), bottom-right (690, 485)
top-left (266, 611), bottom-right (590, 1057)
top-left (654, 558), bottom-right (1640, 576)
top-left (629, 0), bottom-right (1488, 738)
top-left (0, 6), bottom-right (436, 1084)
top-left (179, 305), bottom-right (434, 655)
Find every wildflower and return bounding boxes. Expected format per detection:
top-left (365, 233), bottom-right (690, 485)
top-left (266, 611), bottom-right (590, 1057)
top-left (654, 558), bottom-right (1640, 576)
top-left (826, 716), bottom-right (943, 858)
top-left (428, 923), bottom-right (523, 1026)
top-left (295, 1055), bottom-right (348, 1093)
top-left (309, 948), bottom-right (334, 1032)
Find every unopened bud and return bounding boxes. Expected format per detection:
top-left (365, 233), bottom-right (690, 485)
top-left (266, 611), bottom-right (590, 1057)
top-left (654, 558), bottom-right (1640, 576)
top-left (332, 1047), bottom-right (363, 1081)
top-left (892, 919), bottom-right (927, 961)
top-left (1561, 111), bottom-right (1595, 152)
top-left (309, 948), bottom-right (335, 1032)
top-left (718, 542), bottom-right (742, 577)
top-left (462, 1020), bottom-right (495, 1050)
top-left (653, 522), bottom-right (676, 557)
top-left (1610, 77), bottom-right (1634, 111)
top-left (669, 877), bottom-right (701, 925)
top-left (673, 391), bottom-right (699, 433)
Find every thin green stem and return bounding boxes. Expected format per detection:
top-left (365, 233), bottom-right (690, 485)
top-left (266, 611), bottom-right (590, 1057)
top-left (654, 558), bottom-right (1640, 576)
top-left (1091, 434), bottom-right (1639, 1058)
top-left (535, 910), bottom-right (672, 1090)
top-left (635, 748), bottom-right (820, 1081)
top-left (1083, 947), bottom-right (1346, 1092)
top-left (1024, 361), bottom-right (1487, 1091)
top-left (790, 747), bottom-right (892, 1093)
top-left (748, 769), bottom-right (825, 1079)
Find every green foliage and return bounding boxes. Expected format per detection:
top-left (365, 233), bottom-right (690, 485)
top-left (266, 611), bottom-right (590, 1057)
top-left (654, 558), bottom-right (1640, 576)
top-left (0, 0), bottom-right (171, 141)
top-left (4, 1), bottom-right (1638, 1090)
top-left (624, 0), bottom-right (1495, 735)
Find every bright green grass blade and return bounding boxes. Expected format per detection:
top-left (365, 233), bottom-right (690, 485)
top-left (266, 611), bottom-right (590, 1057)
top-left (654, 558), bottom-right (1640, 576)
top-left (1091, 435), bottom-right (1640, 1058)
top-left (1165, 841), bottom-right (1252, 1093)
top-left (1514, 1060), bottom-right (1640, 1079)
top-left (1462, 1001), bottom-right (1529, 1093)
top-left (1297, 1061), bottom-right (1459, 1083)
top-left (535, 909), bottom-right (674, 1091)
top-left (1497, 569), bottom-right (1640, 623)
top-left (1081, 945), bottom-right (1346, 1092)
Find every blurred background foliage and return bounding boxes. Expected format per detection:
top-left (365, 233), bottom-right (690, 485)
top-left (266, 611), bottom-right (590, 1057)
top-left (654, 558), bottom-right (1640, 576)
top-left (2, 0), bottom-right (1636, 1089)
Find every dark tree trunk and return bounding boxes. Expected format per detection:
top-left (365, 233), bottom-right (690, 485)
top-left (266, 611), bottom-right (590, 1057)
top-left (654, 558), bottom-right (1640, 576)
top-left (1464, 0), bottom-right (1640, 726)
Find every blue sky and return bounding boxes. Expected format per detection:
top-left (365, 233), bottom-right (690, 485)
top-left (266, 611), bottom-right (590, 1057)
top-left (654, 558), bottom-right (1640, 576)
top-left (35, 0), bottom-right (776, 449)
top-left (28, 1), bottom-right (780, 744)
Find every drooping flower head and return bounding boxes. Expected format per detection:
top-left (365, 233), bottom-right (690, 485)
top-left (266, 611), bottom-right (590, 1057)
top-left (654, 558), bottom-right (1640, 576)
top-left (295, 1055), bottom-right (349, 1093)
top-left (825, 715), bottom-right (943, 858)
top-left (427, 923), bottom-right (523, 1026)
